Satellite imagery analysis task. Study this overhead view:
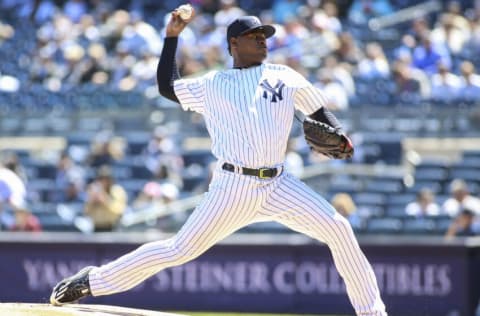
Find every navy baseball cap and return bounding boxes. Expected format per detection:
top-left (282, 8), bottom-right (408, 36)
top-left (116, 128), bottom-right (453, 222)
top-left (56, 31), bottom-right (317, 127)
top-left (227, 16), bottom-right (275, 46)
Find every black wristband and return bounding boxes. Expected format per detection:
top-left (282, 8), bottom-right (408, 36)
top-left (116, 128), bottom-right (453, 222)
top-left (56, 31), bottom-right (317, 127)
top-left (308, 107), bottom-right (342, 131)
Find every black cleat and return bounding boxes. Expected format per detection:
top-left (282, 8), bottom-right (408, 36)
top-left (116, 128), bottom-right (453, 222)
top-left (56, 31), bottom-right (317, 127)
top-left (50, 266), bottom-right (94, 306)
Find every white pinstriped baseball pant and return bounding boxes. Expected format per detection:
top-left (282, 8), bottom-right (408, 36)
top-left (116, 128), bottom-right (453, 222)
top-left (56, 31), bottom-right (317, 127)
top-left (89, 166), bottom-right (387, 316)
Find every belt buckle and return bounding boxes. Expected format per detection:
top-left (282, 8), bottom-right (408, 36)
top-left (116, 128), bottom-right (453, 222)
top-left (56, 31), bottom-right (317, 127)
top-left (259, 168), bottom-right (270, 179)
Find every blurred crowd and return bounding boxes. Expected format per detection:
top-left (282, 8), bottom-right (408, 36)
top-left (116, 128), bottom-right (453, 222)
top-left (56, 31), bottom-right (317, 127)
top-left (0, 124), bottom-right (188, 232)
top-left (331, 179), bottom-right (480, 237)
top-left (0, 0), bottom-right (480, 109)
top-left (0, 0), bottom-right (480, 235)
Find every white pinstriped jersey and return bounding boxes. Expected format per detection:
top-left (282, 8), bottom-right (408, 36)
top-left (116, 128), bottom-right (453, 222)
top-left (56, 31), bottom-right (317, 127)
top-left (89, 65), bottom-right (387, 316)
top-left (174, 63), bottom-right (330, 168)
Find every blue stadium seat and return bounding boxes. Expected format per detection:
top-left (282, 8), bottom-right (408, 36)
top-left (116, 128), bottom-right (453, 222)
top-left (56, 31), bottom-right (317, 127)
top-left (449, 168), bottom-right (480, 183)
top-left (405, 181), bottom-right (443, 194)
top-left (385, 193), bottom-right (416, 208)
top-left (241, 221), bottom-right (288, 233)
top-left (364, 179), bottom-right (403, 194)
top-left (414, 168), bottom-right (449, 182)
top-left (366, 218), bottom-right (403, 234)
top-left (353, 192), bottom-right (386, 206)
top-left (182, 150), bottom-right (215, 167)
top-left (30, 202), bottom-right (57, 214)
top-left (403, 218), bottom-right (437, 235)
top-left (435, 216), bottom-right (454, 235)
top-left (37, 213), bottom-right (80, 232)
top-left (120, 179), bottom-right (148, 200)
top-left (463, 150), bottom-right (480, 159)
top-left (27, 179), bottom-right (56, 202)
top-left (385, 205), bottom-right (409, 218)
top-left (356, 204), bottom-right (384, 217)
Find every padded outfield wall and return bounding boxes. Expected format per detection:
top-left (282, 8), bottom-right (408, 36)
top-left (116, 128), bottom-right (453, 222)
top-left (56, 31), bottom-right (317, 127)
top-left (0, 232), bottom-right (479, 316)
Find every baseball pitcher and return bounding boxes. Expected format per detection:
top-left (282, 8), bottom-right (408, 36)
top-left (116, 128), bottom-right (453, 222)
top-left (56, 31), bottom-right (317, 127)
top-left (51, 7), bottom-right (387, 316)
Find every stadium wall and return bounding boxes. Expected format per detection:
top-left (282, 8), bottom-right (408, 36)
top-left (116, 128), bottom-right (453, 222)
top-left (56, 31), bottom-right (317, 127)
top-left (0, 233), bottom-right (479, 316)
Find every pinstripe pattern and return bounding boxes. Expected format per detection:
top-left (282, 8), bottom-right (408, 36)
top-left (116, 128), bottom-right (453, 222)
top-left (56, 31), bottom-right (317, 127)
top-left (259, 173), bottom-right (386, 315)
top-left (88, 63), bottom-right (387, 315)
top-left (173, 63), bottom-right (323, 168)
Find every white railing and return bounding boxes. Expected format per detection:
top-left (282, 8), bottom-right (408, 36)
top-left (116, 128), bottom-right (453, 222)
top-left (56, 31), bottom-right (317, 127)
top-left (119, 162), bottom-right (406, 228)
top-left (368, 0), bottom-right (442, 31)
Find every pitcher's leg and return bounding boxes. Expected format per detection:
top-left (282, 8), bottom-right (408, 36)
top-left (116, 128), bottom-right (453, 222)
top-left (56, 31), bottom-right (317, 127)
top-left (89, 173), bottom-right (257, 296)
top-left (262, 174), bottom-right (387, 316)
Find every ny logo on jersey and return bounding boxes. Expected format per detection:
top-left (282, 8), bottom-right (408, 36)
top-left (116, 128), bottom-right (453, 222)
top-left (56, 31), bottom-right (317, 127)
top-left (260, 79), bottom-right (285, 103)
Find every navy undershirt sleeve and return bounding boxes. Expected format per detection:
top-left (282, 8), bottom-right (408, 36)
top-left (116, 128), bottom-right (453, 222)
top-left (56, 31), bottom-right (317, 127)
top-left (157, 37), bottom-right (181, 103)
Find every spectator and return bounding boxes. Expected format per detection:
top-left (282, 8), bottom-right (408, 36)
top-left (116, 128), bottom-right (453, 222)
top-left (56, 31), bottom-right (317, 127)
top-left (1, 151), bottom-right (27, 183)
top-left (331, 193), bottom-right (362, 230)
top-left (132, 181), bottom-right (165, 210)
top-left (412, 32), bottom-right (451, 75)
top-left (53, 153), bottom-right (86, 203)
top-left (442, 179), bottom-right (480, 217)
top-left (0, 164), bottom-right (27, 214)
top-left (445, 208), bottom-right (478, 238)
top-left (313, 69), bottom-right (349, 111)
top-left (462, 12), bottom-right (480, 56)
top-left (312, 2), bottom-right (342, 35)
top-left (272, 0), bottom-right (301, 24)
top-left (63, 0), bottom-right (88, 23)
top-left (405, 188), bottom-right (440, 217)
top-left (87, 130), bottom-right (124, 168)
top-left (408, 17), bottom-right (431, 43)
top-left (347, 0), bottom-right (394, 25)
top-left (0, 162), bottom-right (34, 231)
top-left (430, 12), bottom-right (470, 56)
top-left (392, 61), bottom-right (423, 104)
top-left (430, 61), bottom-right (461, 102)
top-left (9, 207), bottom-right (42, 232)
top-left (394, 34), bottom-right (416, 61)
top-left (84, 165), bottom-right (127, 232)
top-left (357, 42), bottom-right (390, 80)
top-left (214, 0), bottom-right (246, 27)
top-left (322, 55), bottom-right (355, 98)
top-left (334, 32), bottom-right (364, 66)
top-left (458, 61), bottom-right (480, 102)
top-left (144, 126), bottom-right (184, 188)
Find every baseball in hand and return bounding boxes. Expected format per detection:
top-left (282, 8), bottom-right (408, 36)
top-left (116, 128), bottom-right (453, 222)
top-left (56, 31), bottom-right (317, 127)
top-left (177, 4), bottom-right (193, 20)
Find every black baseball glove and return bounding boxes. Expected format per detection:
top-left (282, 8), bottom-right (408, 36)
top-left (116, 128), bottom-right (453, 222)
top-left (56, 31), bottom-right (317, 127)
top-left (303, 117), bottom-right (354, 159)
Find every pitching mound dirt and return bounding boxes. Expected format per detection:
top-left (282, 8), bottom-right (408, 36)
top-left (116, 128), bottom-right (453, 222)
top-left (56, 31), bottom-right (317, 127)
top-left (0, 303), bottom-right (186, 316)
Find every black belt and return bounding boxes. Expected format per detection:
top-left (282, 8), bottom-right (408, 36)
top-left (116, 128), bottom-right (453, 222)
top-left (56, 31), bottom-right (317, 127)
top-left (222, 163), bottom-right (280, 179)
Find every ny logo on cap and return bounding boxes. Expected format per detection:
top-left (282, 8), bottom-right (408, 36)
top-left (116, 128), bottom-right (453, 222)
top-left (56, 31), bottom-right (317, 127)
top-left (251, 17), bottom-right (261, 26)
top-left (260, 79), bottom-right (285, 103)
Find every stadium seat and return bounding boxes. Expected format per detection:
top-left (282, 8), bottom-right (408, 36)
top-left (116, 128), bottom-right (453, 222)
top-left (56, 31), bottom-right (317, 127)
top-left (27, 179), bottom-right (57, 202)
top-left (353, 192), bottom-right (386, 206)
top-left (403, 218), bottom-right (437, 235)
top-left (182, 150), bottom-right (215, 168)
top-left (463, 150), bottom-right (480, 159)
top-left (449, 168), bottom-right (480, 183)
top-left (364, 179), bottom-right (403, 194)
top-left (435, 216), bottom-right (454, 235)
top-left (366, 218), bottom-right (403, 234)
top-left (414, 168), bottom-right (449, 182)
top-left (405, 181), bottom-right (443, 194)
top-left (356, 204), bottom-right (384, 217)
top-left (385, 193), bottom-right (416, 208)
top-left (384, 205), bottom-right (409, 218)
top-left (36, 213), bottom-right (80, 232)
top-left (120, 179), bottom-right (148, 200)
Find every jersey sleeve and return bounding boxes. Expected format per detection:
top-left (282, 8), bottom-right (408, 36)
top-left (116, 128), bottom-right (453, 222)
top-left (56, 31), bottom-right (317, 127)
top-left (282, 65), bottom-right (329, 115)
top-left (294, 84), bottom-right (330, 115)
top-left (173, 76), bottom-right (206, 113)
